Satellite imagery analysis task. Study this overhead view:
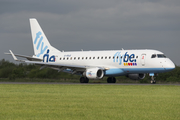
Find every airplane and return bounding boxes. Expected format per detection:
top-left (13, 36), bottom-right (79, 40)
top-left (5, 18), bottom-right (175, 84)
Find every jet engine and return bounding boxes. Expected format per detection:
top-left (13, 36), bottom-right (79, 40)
top-left (84, 68), bottom-right (104, 79)
top-left (127, 74), bottom-right (145, 80)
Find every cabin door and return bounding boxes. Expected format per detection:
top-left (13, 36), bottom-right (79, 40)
top-left (141, 54), bottom-right (146, 66)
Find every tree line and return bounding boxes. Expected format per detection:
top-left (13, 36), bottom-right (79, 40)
top-left (0, 59), bottom-right (179, 82)
top-left (0, 59), bottom-right (79, 80)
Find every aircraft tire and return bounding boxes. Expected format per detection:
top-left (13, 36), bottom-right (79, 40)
top-left (151, 80), bottom-right (156, 84)
top-left (107, 77), bottom-right (116, 83)
top-left (85, 77), bottom-right (89, 83)
top-left (80, 77), bottom-right (85, 83)
top-left (153, 80), bottom-right (156, 84)
top-left (151, 80), bottom-right (153, 84)
top-left (80, 77), bottom-right (89, 83)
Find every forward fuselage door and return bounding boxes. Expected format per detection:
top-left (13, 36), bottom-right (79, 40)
top-left (141, 54), bottom-right (146, 66)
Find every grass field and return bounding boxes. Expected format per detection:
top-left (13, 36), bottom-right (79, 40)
top-left (0, 84), bottom-right (180, 120)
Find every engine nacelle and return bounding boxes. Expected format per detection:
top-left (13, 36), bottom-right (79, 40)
top-left (127, 74), bottom-right (145, 80)
top-left (84, 68), bottom-right (104, 79)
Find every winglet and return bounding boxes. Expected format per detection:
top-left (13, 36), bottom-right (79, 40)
top-left (9, 50), bottom-right (18, 61)
top-left (9, 50), bottom-right (24, 62)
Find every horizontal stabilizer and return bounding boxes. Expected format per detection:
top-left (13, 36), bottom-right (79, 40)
top-left (5, 52), bottom-right (43, 61)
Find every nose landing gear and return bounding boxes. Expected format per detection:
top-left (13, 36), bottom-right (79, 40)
top-left (149, 73), bottom-right (156, 84)
top-left (150, 76), bottom-right (156, 84)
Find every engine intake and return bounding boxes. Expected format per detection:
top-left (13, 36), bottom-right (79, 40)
top-left (84, 68), bottom-right (104, 79)
top-left (127, 74), bottom-right (145, 80)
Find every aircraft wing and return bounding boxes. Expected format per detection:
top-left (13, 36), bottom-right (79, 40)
top-left (4, 52), bottom-right (42, 61)
top-left (25, 60), bottom-right (89, 74)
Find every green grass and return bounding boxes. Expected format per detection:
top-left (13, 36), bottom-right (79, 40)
top-left (0, 84), bottom-right (180, 120)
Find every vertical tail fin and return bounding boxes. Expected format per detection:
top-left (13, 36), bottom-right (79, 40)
top-left (30, 18), bottom-right (60, 58)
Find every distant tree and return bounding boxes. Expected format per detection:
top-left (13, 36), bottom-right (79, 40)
top-left (0, 59), bottom-right (16, 78)
top-left (156, 66), bottom-right (180, 81)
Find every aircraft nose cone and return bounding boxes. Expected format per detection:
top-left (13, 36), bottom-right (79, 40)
top-left (164, 59), bottom-right (175, 71)
top-left (170, 62), bottom-right (175, 70)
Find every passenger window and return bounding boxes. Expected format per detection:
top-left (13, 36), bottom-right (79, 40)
top-left (86, 57), bottom-right (88, 59)
top-left (101, 57), bottom-right (103, 59)
top-left (105, 57), bottom-right (107, 59)
top-left (82, 57), bottom-right (84, 60)
top-left (93, 57), bottom-right (95, 59)
top-left (67, 58), bottom-right (69, 60)
top-left (74, 57), bottom-right (76, 60)
top-left (97, 57), bottom-right (99, 59)
top-left (89, 57), bottom-right (91, 59)
top-left (78, 57), bottom-right (80, 60)
top-left (136, 56), bottom-right (138, 58)
top-left (63, 58), bottom-right (65, 60)
top-left (151, 54), bottom-right (156, 58)
top-left (60, 58), bottom-right (61, 60)
top-left (109, 56), bottom-right (111, 59)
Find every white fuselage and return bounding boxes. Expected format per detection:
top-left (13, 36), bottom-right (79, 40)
top-left (45, 49), bottom-right (175, 76)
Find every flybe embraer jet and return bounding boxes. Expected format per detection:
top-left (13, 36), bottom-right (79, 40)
top-left (6, 18), bottom-right (175, 84)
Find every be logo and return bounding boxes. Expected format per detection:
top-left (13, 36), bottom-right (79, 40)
top-left (113, 52), bottom-right (137, 66)
top-left (123, 52), bottom-right (136, 62)
top-left (43, 49), bottom-right (56, 62)
top-left (34, 31), bottom-right (48, 57)
top-left (123, 52), bottom-right (137, 66)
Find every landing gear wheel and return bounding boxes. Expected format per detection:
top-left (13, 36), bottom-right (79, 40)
top-left (80, 77), bottom-right (89, 83)
top-left (151, 80), bottom-right (154, 84)
top-left (151, 80), bottom-right (156, 84)
top-left (107, 77), bottom-right (116, 83)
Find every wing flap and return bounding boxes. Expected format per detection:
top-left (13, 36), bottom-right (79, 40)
top-left (25, 61), bottom-right (87, 70)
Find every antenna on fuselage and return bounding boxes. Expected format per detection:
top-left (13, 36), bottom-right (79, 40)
top-left (122, 48), bottom-right (124, 50)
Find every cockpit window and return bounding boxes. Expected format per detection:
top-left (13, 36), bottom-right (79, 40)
top-left (151, 54), bottom-right (156, 58)
top-left (157, 54), bottom-right (166, 58)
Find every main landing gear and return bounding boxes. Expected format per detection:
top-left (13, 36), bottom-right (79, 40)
top-left (80, 77), bottom-right (116, 83)
top-left (107, 77), bottom-right (116, 83)
top-left (80, 77), bottom-right (89, 83)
